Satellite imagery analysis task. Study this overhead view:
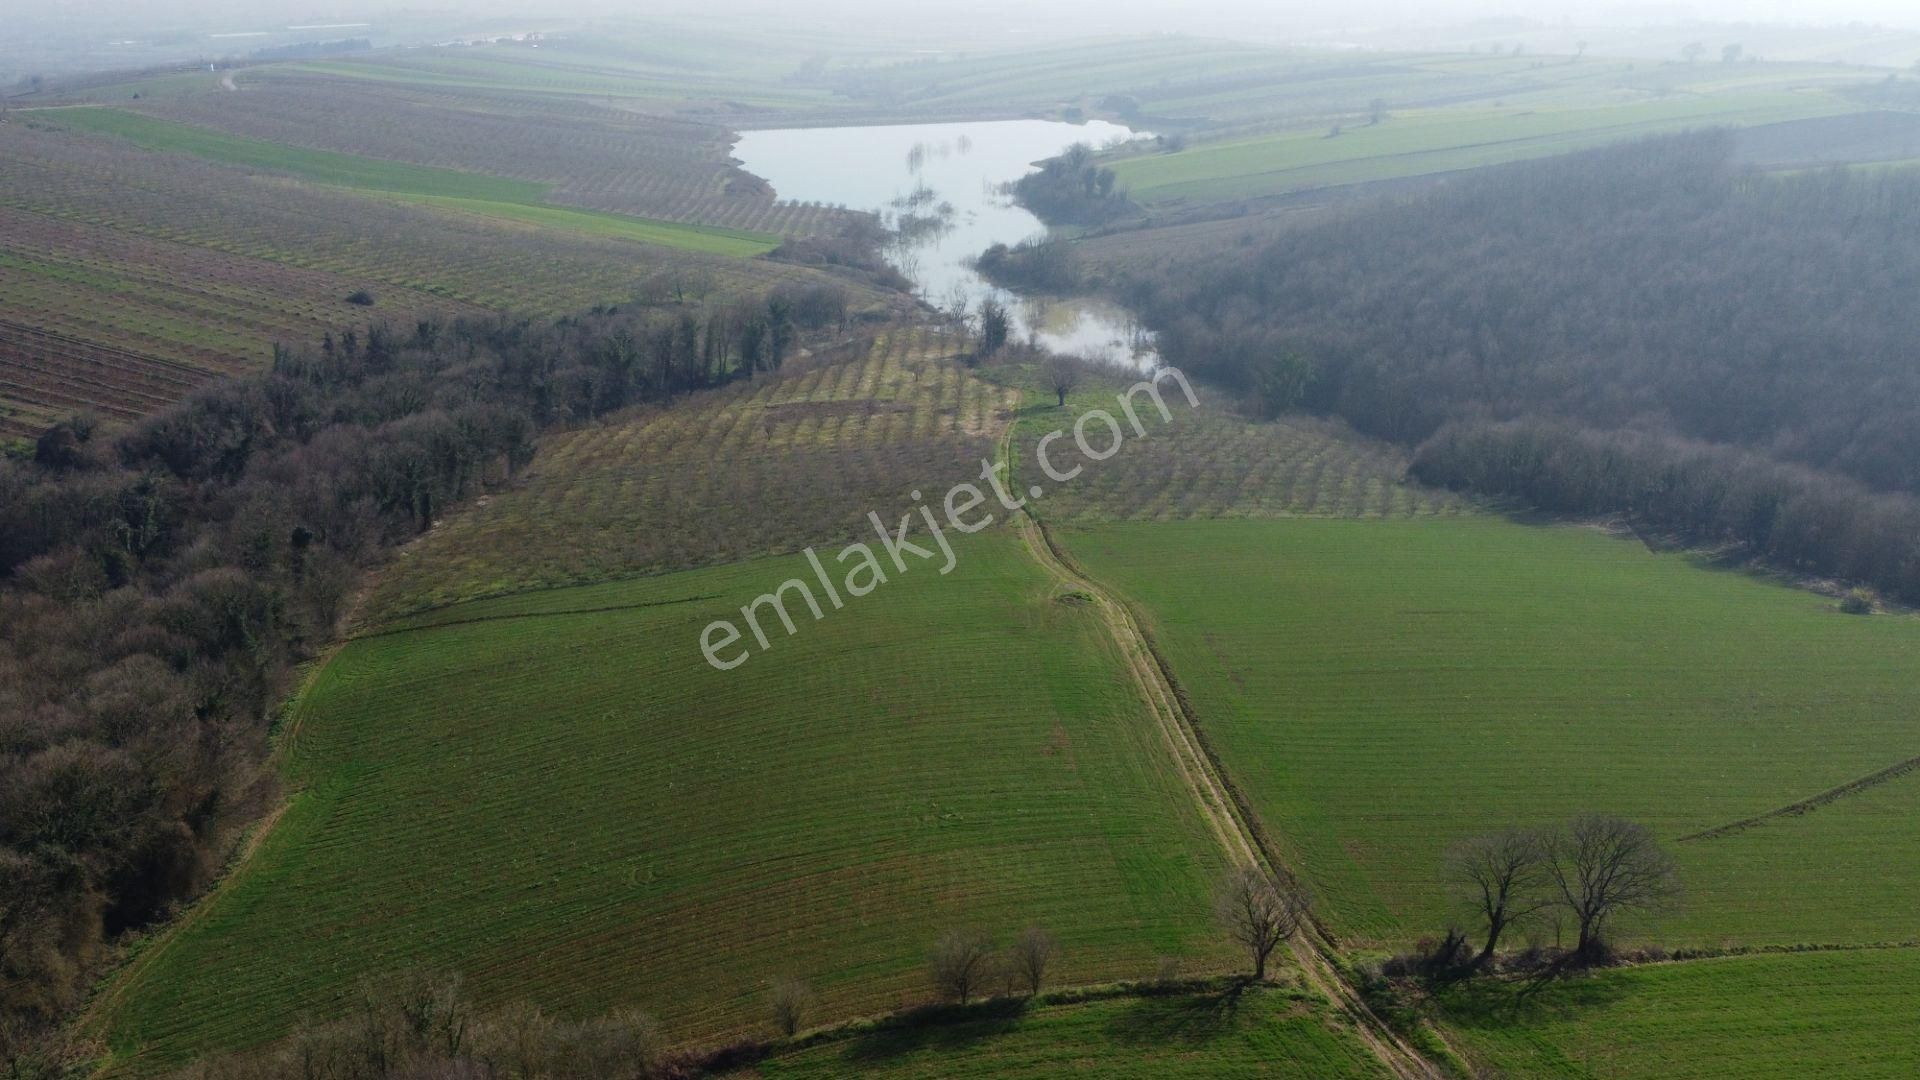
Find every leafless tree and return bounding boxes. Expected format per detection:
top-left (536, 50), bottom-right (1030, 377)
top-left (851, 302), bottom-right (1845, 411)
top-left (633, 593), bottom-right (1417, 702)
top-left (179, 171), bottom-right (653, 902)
top-left (930, 928), bottom-right (998, 1004)
top-left (1547, 814), bottom-right (1680, 958)
top-left (1044, 356), bottom-right (1080, 407)
top-left (943, 283), bottom-right (973, 341)
top-left (1214, 865), bottom-right (1308, 980)
top-left (768, 975), bottom-right (816, 1037)
top-left (1448, 827), bottom-right (1551, 966)
top-left (1009, 926), bottom-right (1057, 996)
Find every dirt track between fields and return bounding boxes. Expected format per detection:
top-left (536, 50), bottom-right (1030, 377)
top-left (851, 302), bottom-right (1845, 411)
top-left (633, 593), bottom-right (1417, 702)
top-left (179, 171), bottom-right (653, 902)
top-left (998, 418), bottom-right (1448, 1079)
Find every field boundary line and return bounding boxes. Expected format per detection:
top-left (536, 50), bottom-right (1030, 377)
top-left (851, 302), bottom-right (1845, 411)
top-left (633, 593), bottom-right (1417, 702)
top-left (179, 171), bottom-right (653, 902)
top-left (997, 417), bottom-right (1448, 1080)
top-left (349, 593), bottom-right (720, 641)
top-left (1676, 751), bottom-right (1920, 843)
top-left (74, 638), bottom-right (348, 1067)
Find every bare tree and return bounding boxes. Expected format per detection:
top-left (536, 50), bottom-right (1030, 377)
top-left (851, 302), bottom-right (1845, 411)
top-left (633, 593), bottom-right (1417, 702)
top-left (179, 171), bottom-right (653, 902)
top-left (1044, 356), bottom-right (1080, 407)
top-left (768, 975), bottom-right (816, 1037)
top-left (943, 283), bottom-right (972, 341)
top-left (1448, 828), bottom-right (1551, 966)
top-left (930, 928), bottom-right (998, 1004)
top-left (1547, 814), bottom-right (1680, 959)
top-left (1214, 865), bottom-right (1308, 980)
top-left (1009, 926), bottom-right (1057, 996)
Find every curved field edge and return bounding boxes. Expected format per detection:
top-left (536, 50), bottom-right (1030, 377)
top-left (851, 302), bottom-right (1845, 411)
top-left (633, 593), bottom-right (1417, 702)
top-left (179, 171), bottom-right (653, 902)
top-left (86, 530), bottom-right (1240, 1070)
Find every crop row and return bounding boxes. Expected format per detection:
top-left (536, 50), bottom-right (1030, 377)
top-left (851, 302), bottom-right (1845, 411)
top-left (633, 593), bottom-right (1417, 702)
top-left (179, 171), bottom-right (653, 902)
top-left (364, 326), bottom-right (1016, 620)
top-left (1, 123), bottom-right (808, 315)
top-left (1013, 395), bottom-right (1466, 523)
top-left (141, 76), bottom-right (855, 235)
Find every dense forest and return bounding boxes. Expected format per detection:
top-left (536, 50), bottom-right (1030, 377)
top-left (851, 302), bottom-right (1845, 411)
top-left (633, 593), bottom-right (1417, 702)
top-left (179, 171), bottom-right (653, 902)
top-left (0, 286), bottom-right (848, 1044)
top-left (1123, 132), bottom-right (1920, 601)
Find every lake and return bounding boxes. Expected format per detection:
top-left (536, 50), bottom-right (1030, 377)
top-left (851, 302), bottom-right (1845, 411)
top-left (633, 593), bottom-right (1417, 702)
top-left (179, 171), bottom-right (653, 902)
top-left (733, 118), bottom-right (1156, 366)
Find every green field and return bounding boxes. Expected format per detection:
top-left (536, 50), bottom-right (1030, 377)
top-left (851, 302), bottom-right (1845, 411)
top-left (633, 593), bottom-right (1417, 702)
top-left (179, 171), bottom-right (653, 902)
top-left (47, 108), bottom-right (780, 255)
top-left (1058, 517), bottom-right (1920, 949)
top-left (752, 984), bottom-right (1388, 1078)
top-left (1437, 949), bottom-right (1920, 1077)
top-left (90, 530), bottom-right (1237, 1069)
top-left (1110, 93), bottom-right (1855, 204)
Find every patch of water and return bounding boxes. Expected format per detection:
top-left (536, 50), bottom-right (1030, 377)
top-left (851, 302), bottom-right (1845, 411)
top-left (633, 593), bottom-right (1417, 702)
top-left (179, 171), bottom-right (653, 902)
top-left (733, 118), bottom-right (1156, 367)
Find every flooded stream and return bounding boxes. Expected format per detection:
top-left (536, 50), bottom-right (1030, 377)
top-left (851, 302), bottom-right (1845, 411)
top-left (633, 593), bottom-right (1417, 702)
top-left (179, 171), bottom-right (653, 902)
top-left (733, 118), bottom-right (1156, 366)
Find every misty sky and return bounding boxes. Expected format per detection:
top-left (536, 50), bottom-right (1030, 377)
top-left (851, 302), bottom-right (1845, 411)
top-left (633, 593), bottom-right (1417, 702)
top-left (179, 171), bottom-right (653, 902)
top-left (20, 0), bottom-right (1920, 31)
top-left (11, 0), bottom-right (1920, 81)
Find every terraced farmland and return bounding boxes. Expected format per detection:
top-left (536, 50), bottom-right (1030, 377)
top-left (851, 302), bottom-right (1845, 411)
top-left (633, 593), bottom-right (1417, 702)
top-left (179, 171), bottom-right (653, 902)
top-left (1059, 517), bottom-right (1920, 949)
top-left (89, 531), bottom-right (1237, 1069)
top-left (1437, 949), bottom-right (1920, 1078)
top-left (362, 327), bottom-right (1009, 620)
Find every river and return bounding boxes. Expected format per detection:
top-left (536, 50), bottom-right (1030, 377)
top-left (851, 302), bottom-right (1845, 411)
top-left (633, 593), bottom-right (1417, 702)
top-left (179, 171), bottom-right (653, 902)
top-left (732, 118), bottom-right (1155, 367)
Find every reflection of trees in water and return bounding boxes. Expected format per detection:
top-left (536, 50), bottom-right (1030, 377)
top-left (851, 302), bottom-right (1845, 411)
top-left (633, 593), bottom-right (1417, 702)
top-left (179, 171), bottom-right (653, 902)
top-left (905, 140), bottom-right (962, 173)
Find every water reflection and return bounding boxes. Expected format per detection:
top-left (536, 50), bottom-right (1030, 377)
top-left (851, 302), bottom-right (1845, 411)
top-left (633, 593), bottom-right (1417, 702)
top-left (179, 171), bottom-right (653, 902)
top-left (733, 119), bottom-right (1157, 367)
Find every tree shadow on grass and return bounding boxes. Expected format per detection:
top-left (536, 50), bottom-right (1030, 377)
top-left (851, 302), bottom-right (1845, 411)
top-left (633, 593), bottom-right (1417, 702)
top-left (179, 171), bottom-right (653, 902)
top-left (1433, 972), bottom-right (1630, 1033)
top-left (1103, 982), bottom-right (1249, 1048)
top-left (839, 997), bottom-right (1033, 1063)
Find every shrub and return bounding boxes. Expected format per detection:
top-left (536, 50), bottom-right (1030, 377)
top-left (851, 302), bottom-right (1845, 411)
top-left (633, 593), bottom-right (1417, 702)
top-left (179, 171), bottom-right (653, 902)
top-left (769, 976), bottom-right (816, 1037)
top-left (345, 290), bottom-right (376, 306)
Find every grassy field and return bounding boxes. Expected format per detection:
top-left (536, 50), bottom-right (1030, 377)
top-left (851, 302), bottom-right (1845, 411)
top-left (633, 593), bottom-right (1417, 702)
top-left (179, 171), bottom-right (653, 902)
top-left (1109, 92), bottom-right (1856, 205)
top-left (1435, 949), bottom-right (1920, 1077)
top-left (89, 529), bottom-right (1239, 1069)
top-left (1058, 517), bottom-right (1920, 949)
top-left (749, 984), bottom-right (1388, 1078)
top-left (45, 108), bottom-right (781, 255)
top-left (116, 70), bottom-right (853, 235)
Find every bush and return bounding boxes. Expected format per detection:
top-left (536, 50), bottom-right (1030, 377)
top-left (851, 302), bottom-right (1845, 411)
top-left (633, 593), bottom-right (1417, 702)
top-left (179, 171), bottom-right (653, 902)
top-left (1841, 589), bottom-right (1875, 615)
top-left (769, 976), bottom-right (816, 1037)
top-left (345, 290), bottom-right (376, 306)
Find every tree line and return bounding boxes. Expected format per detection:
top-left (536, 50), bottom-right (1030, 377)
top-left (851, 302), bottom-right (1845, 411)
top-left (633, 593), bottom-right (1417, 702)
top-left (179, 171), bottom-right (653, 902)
top-left (0, 285), bottom-right (851, 1050)
top-left (1117, 131), bottom-right (1920, 601)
